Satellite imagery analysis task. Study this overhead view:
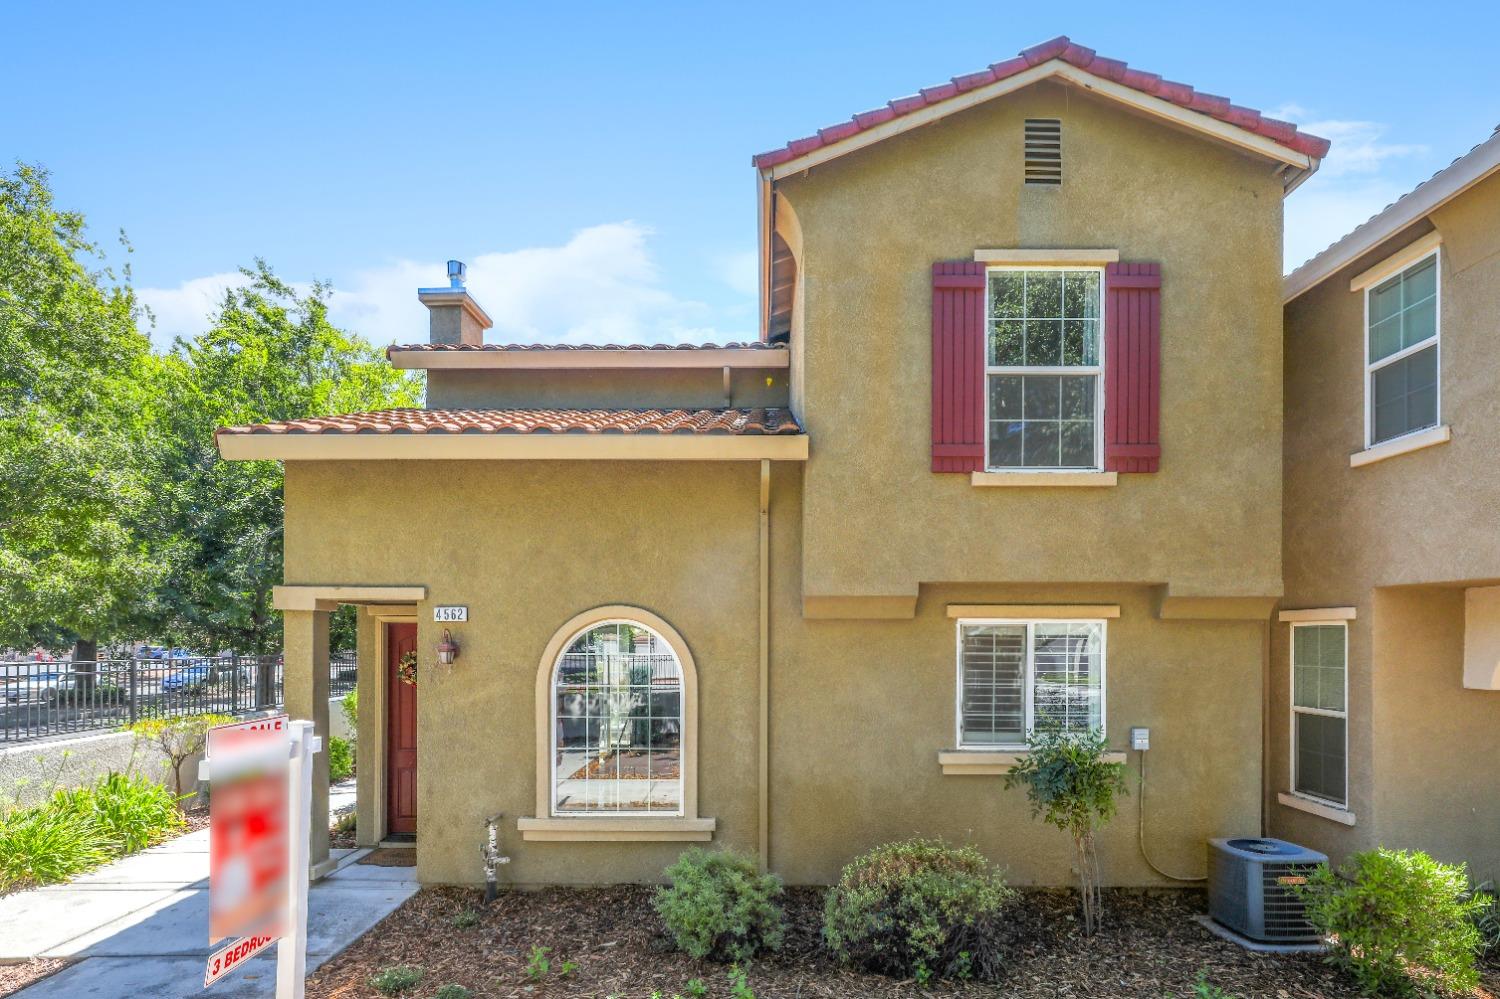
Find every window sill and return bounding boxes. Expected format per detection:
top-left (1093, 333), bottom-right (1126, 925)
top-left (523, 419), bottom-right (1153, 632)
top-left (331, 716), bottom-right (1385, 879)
top-left (939, 750), bottom-right (1127, 775)
top-left (1277, 792), bottom-right (1355, 826)
top-left (516, 816), bottom-right (716, 842)
top-left (971, 471), bottom-right (1118, 488)
top-left (1349, 425), bottom-right (1450, 468)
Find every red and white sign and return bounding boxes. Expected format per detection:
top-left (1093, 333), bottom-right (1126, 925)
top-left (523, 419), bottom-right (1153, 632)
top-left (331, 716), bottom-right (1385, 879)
top-left (203, 933), bottom-right (277, 988)
top-left (208, 714), bottom-right (290, 945)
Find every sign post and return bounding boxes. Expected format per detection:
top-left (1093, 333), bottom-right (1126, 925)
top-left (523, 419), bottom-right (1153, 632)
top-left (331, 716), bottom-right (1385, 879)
top-left (200, 716), bottom-right (320, 997)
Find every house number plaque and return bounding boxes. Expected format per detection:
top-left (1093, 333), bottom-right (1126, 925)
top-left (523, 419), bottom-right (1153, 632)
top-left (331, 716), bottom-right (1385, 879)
top-left (433, 605), bottom-right (468, 622)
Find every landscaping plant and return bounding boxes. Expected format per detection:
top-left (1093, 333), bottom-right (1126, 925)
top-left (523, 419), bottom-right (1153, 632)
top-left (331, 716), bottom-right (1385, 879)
top-left (433, 986), bottom-right (471, 999)
top-left (53, 771), bottom-right (184, 854)
top-left (128, 713), bottom-right (234, 801)
top-left (727, 965), bottom-right (755, 999)
top-left (654, 847), bottom-right (786, 962)
top-left (369, 964), bottom-right (424, 995)
top-left (823, 838), bottom-right (1014, 984)
top-left (1003, 727), bottom-right (1127, 935)
top-left (1299, 847), bottom-right (1485, 996)
top-left (1472, 880), bottom-right (1500, 968)
top-left (327, 735), bottom-right (354, 782)
top-left (525, 944), bottom-right (551, 981)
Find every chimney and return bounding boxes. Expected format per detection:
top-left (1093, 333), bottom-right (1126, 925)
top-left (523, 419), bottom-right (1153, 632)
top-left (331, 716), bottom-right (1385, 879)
top-left (418, 259), bottom-right (492, 345)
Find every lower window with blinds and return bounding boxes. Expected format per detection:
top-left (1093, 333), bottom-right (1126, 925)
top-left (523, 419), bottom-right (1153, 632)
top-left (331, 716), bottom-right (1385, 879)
top-left (1290, 622), bottom-right (1348, 807)
top-left (957, 619), bottom-right (1105, 748)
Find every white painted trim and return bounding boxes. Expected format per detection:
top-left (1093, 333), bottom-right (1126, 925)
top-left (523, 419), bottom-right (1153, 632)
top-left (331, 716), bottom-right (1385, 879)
top-left (947, 604), bottom-right (1121, 619)
top-left (1286, 128), bottom-right (1500, 301)
top-left (1350, 424), bottom-right (1450, 468)
top-left (1288, 622), bottom-right (1349, 811)
top-left (516, 816), bottom-right (716, 842)
top-left (1278, 791), bottom-right (1356, 826)
top-left (766, 60), bottom-right (1314, 182)
top-left (218, 432), bottom-right (809, 462)
top-left (1348, 231), bottom-right (1443, 292)
top-left (971, 471), bottom-right (1117, 487)
top-left (388, 348), bottom-right (789, 371)
top-left (1277, 607), bottom-right (1357, 623)
top-left (974, 248), bottom-right (1120, 265)
top-left (954, 618), bottom-right (1108, 751)
top-left (1363, 247), bottom-right (1441, 451)
top-left (939, 749), bottom-right (1127, 775)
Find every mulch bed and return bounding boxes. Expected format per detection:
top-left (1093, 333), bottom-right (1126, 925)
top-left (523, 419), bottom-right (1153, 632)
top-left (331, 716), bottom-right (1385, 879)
top-left (357, 849), bottom-right (416, 868)
top-left (304, 884), bottom-right (1500, 998)
top-left (0, 959), bottom-right (69, 998)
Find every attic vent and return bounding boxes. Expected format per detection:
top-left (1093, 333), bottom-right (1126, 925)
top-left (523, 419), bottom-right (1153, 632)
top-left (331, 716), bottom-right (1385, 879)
top-left (1024, 118), bottom-right (1062, 185)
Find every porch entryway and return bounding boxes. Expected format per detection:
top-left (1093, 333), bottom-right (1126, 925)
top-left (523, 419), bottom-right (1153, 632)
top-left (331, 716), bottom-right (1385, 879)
top-left (385, 622), bottom-right (418, 837)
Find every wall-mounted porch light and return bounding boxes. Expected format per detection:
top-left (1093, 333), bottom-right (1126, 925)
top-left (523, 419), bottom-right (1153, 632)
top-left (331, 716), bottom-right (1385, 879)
top-left (436, 628), bottom-right (460, 667)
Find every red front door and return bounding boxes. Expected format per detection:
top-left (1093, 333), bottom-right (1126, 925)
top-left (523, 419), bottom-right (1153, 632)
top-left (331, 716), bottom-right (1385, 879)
top-left (386, 623), bottom-right (418, 835)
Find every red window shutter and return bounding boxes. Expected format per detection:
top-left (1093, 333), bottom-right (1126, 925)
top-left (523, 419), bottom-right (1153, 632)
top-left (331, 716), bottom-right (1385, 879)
top-left (931, 261), bottom-right (986, 472)
top-left (1104, 262), bottom-right (1162, 473)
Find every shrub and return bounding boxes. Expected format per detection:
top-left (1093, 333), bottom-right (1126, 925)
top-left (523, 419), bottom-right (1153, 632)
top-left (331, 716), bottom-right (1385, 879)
top-left (340, 689), bottom-right (358, 733)
top-left (328, 736), bottom-right (354, 782)
top-left (823, 838), bottom-right (1014, 984)
top-left (1299, 848), bottom-right (1485, 996)
top-left (0, 800), bottom-right (111, 893)
top-left (433, 986), bottom-right (471, 999)
top-left (369, 964), bottom-right (424, 995)
top-left (654, 848), bottom-right (786, 963)
top-left (129, 713), bottom-right (234, 800)
top-left (1472, 881), bottom-right (1500, 968)
top-left (54, 772), bottom-right (184, 853)
top-left (1003, 728), bottom-right (1127, 935)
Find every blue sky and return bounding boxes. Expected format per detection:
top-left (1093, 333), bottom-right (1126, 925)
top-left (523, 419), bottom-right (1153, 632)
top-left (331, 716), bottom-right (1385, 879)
top-left (5, 1), bottom-right (1496, 349)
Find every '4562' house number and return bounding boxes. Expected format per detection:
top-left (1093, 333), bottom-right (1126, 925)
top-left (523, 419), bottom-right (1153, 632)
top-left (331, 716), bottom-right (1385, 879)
top-left (433, 606), bottom-right (467, 622)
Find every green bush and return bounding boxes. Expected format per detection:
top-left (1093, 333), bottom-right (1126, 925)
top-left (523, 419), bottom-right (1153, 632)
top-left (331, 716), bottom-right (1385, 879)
top-left (369, 964), bottom-right (424, 995)
top-left (654, 848), bottom-right (785, 962)
top-left (823, 838), bottom-right (1014, 984)
top-left (433, 986), bottom-right (471, 999)
top-left (1472, 881), bottom-right (1500, 968)
top-left (328, 736), bottom-right (354, 782)
top-left (54, 772), bottom-right (184, 853)
top-left (340, 689), bottom-right (358, 733)
top-left (1300, 848), bottom-right (1485, 996)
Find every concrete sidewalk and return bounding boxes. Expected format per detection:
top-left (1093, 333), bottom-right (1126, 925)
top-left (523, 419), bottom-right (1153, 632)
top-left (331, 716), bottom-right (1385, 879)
top-left (0, 811), bottom-right (415, 998)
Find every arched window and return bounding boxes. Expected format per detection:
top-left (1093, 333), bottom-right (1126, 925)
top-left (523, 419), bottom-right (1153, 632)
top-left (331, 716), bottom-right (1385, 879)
top-left (550, 618), bottom-right (684, 816)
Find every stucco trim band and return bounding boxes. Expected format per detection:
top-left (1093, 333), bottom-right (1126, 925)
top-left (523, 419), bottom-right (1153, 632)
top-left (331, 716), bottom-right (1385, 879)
top-left (389, 348), bottom-right (789, 371)
top-left (220, 433), bottom-right (809, 462)
top-left (273, 585), bottom-right (427, 611)
top-left (1348, 424), bottom-right (1450, 468)
top-left (1277, 791), bottom-right (1356, 826)
top-left (516, 817), bottom-right (717, 842)
top-left (940, 750), bottom-right (1128, 775)
top-left (973, 249), bottom-right (1120, 265)
top-left (970, 471), bottom-right (1118, 487)
top-left (1277, 606), bottom-right (1357, 623)
top-left (1347, 230), bottom-right (1443, 292)
top-left (946, 604), bottom-right (1121, 619)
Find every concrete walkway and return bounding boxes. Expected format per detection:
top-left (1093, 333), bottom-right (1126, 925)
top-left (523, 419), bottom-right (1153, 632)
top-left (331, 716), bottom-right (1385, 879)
top-left (0, 803), bottom-right (415, 997)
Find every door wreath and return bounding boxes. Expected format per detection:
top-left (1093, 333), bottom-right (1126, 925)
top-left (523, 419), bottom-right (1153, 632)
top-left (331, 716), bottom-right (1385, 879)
top-left (397, 650), bottom-right (418, 686)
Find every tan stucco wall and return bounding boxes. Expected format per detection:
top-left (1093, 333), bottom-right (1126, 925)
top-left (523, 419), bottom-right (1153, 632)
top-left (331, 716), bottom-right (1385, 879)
top-left (776, 81), bottom-right (1286, 602)
top-left (1275, 172), bottom-right (1500, 871)
top-left (287, 457), bottom-right (1262, 888)
top-left (427, 367), bottom-right (789, 411)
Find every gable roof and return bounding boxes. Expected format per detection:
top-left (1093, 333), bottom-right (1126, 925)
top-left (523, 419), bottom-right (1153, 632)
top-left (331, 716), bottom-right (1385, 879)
top-left (1284, 126), bottom-right (1500, 301)
top-left (752, 35), bottom-right (1329, 190)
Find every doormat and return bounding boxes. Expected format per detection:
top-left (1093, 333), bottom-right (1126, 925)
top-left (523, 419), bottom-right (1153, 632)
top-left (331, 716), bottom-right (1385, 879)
top-left (358, 848), bottom-right (417, 867)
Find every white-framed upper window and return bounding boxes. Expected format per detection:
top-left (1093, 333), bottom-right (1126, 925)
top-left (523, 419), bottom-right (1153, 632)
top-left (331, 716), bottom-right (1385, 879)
top-left (985, 267), bottom-right (1104, 470)
top-left (1290, 622), bottom-right (1347, 808)
top-left (1365, 249), bottom-right (1439, 448)
top-left (956, 619), bottom-right (1106, 749)
top-left (550, 619), bottom-right (683, 816)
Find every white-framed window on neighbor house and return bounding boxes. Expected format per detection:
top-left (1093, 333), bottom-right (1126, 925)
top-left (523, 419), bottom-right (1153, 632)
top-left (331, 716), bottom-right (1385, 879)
top-left (1366, 249), bottom-right (1439, 447)
top-left (956, 619), bottom-right (1106, 748)
top-left (1290, 622), bottom-right (1348, 808)
top-left (985, 268), bottom-right (1104, 470)
top-left (551, 619), bottom-right (683, 816)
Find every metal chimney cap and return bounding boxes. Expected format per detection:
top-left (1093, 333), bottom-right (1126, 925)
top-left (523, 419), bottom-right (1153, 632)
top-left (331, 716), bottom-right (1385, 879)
top-left (447, 260), bottom-right (467, 288)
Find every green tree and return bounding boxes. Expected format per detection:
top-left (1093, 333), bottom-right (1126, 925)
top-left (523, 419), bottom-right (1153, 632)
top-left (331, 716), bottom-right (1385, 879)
top-left (145, 262), bottom-right (420, 653)
top-left (0, 162), bottom-right (167, 664)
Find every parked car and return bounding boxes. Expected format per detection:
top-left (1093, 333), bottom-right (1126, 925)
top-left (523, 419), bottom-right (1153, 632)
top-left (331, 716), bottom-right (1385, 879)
top-left (161, 663), bottom-right (249, 694)
top-left (4, 673), bottom-right (122, 705)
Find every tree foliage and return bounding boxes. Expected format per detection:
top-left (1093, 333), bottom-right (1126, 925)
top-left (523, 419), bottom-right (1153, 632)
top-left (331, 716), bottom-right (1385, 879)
top-left (0, 161), bottom-right (420, 655)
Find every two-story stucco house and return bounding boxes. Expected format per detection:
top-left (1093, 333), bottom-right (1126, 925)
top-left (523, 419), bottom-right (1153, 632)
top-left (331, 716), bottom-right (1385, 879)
top-left (1273, 128), bottom-right (1500, 880)
top-left (216, 35), bottom-right (1347, 888)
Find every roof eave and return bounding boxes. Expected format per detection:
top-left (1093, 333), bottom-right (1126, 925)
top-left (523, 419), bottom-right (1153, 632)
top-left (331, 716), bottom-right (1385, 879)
top-left (387, 347), bottom-right (790, 370)
top-left (216, 432), bottom-right (810, 462)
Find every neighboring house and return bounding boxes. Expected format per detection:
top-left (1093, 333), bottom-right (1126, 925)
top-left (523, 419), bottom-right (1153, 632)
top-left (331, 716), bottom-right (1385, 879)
top-left (215, 35), bottom-right (1347, 888)
top-left (1275, 128), bottom-right (1500, 880)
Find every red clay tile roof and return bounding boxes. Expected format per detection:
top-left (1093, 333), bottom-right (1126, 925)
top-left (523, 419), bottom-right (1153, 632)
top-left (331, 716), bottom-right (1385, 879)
top-left (386, 341), bottom-right (785, 355)
top-left (216, 408), bottom-right (803, 437)
top-left (752, 35), bottom-right (1331, 169)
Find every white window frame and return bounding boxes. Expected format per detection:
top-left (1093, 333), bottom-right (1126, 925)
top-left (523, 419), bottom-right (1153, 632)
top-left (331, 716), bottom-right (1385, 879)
top-left (548, 617), bottom-right (685, 818)
top-left (983, 265), bottom-right (1106, 472)
top-left (1363, 247), bottom-right (1441, 450)
top-left (954, 618), bottom-right (1108, 750)
top-left (1288, 621), bottom-right (1349, 810)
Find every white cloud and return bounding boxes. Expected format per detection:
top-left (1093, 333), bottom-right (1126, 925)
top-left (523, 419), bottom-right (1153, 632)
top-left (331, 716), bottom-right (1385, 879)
top-left (1276, 106), bottom-right (1428, 272)
top-left (137, 223), bottom-right (756, 351)
top-left (137, 271), bottom-right (251, 349)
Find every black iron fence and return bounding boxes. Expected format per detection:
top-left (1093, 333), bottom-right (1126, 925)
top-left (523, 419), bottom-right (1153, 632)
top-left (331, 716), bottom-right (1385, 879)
top-left (0, 653), bottom-right (356, 744)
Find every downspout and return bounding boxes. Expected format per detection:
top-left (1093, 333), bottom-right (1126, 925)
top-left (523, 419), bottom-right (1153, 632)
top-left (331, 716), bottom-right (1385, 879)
top-left (1260, 615), bottom-right (1271, 837)
top-left (758, 459), bottom-right (771, 871)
